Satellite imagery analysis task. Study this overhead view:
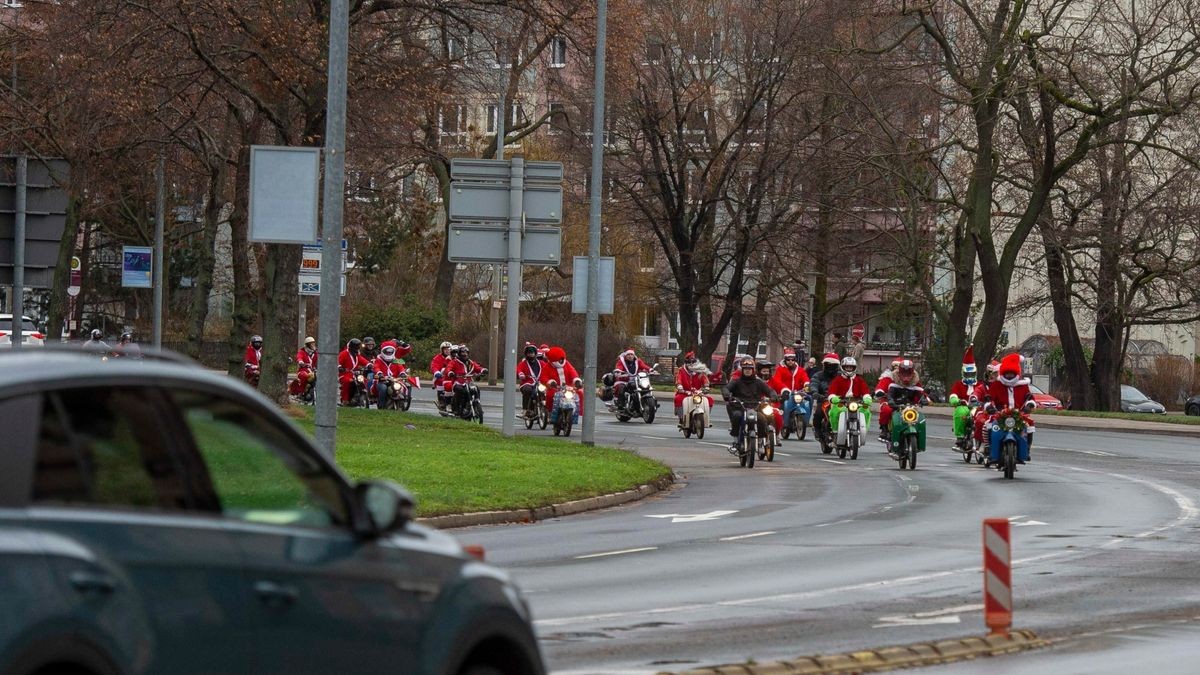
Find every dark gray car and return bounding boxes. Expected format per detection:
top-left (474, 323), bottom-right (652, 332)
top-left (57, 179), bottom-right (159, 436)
top-left (1120, 384), bottom-right (1166, 414)
top-left (0, 350), bottom-right (544, 675)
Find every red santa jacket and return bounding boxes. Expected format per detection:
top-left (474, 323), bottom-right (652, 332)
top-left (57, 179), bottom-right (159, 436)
top-left (614, 356), bottom-right (652, 376)
top-left (986, 380), bottom-right (1032, 410)
top-left (768, 364), bottom-right (809, 394)
top-left (373, 357), bottom-right (407, 379)
top-left (516, 357), bottom-right (545, 386)
top-left (338, 349), bottom-right (369, 376)
top-left (541, 359), bottom-right (581, 388)
top-left (950, 380), bottom-right (986, 402)
top-left (245, 345), bottom-right (261, 370)
top-left (430, 353), bottom-right (452, 376)
top-left (445, 357), bottom-right (486, 381)
top-left (676, 367), bottom-right (710, 392)
top-left (295, 348), bottom-right (317, 372)
top-left (829, 373), bottom-right (870, 398)
top-left (874, 374), bottom-right (893, 396)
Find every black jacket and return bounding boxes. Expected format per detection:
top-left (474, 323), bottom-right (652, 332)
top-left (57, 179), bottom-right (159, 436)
top-left (808, 369), bottom-right (839, 398)
top-left (722, 375), bottom-right (776, 406)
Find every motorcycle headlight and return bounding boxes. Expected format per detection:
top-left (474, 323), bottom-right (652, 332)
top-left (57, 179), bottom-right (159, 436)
top-left (393, 382), bottom-right (402, 391)
top-left (848, 402), bottom-right (859, 413)
top-left (793, 394), bottom-right (803, 403)
top-left (357, 375), bottom-right (365, 383)
top-left (538, 383), bottom-right (546, 392)
top-left (564, 391), bottom-right (575, 401)
top-left (693, 395), bottom-right (702, 404)
top-left (761, 406), bottom-right (774, 417)
top-left (1004, 416), bottom-right (1016, 429)
top-left (902, 408), bottom-right (918, 424)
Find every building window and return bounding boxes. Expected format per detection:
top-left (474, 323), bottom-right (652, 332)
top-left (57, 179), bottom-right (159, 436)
top-left (641, 309), bottom-right (662, 338)
top-left (486, 104), bottom-right (498, 133)
top-left (446, 35), bottom-right (464, 61)
top-left (494, 37), bottom-right (517, 68)
top-left (509, 103), bottom-right (525, 127)
top-left (550, 36), bottom-right (567, 67)
top-left (646, 38), bottom-right (665, 63)
top-left (439, 104), bottom-right (467, 136)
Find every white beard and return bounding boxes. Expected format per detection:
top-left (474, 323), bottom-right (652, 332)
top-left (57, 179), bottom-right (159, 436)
top-left (998, 373), bottom-right (1029, 387)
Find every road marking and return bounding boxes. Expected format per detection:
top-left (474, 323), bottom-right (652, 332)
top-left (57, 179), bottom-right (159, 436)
top-left (639, 435), bottom-right (671, 441)
top-left (574, 546), bottom-right (658, 560)
top-left (1010, 515), bottom-right (1048, 527)
top-left (699, 441), bottom-right (730, 448)
top-left (645, 510), bottom-right (738, 523)
top-left (873, 603), bottom-right (982, 628)
top-left (775, 452), bottom-right (792, 457)
top-left (818, 459), bottom-right (845, 465)
top-left (719, 531), bottom-right (776, 541)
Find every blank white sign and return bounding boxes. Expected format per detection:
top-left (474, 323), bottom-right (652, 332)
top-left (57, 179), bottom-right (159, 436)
top-left (248, 146), bottom-right (320, 244)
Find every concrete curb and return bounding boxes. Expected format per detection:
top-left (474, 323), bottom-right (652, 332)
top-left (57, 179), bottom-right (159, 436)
top-left (667, 630), bottom-right (1047, 674)
top-left (416, 473), bottom-right (675, 529)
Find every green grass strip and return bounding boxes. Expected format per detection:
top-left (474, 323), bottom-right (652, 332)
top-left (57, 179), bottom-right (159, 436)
top-left (288, 407), bottom-right (672, 517)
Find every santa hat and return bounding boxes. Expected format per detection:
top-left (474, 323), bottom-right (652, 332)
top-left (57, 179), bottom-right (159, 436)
top-left (547, 346), bottom-right (566, 363)
top-left (538, 343), bottom-right (550, 354)
top-left (783, 348), bottom-right (796, 357)
top-left (999, 353), bottom-right (1021, 377)
top-left (622, 349), bottom-right (637, 358)
top-left (987, 359), bottom-right (1001, 373)
top-left (962, 344), bottom-right (976, 369)
top-left (684, 351), bottom-right (696, 360)
top-left (821, 352), bottom-right (840, 365)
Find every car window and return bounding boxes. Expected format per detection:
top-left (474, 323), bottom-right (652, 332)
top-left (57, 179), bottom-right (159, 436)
top-left (171, 390), bottom-right (348, 528)
top-left (1121, 385), bottom-right (1146, 401)
top-left (0, 319), bottom-right (37, 331)
top-left (32, 387), bottom-right (191, 511)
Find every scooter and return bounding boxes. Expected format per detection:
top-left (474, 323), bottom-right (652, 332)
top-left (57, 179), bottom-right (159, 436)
top-left (830, 394), bottom-right (872, 460)
top-left (377, 371), bottom-right (418, 411)
top-left (443, 371), bottom-right (485, 423)
top-left (988, 407), bottom-right (1031, 480)
top-left (680, 389), bottom-right (711, 439)
top-left (550, 382), bottom-right (579, 437)
top-left (347, 366), bottom-right (373, 408)
top-left (888, 401), bottom-right (926, 470)
top-left (781, 386), bottom-right (813, 441)
top-left (951, 394), bottom-right (984, 463)
top-left (524, 383), bottom-right (550, 430)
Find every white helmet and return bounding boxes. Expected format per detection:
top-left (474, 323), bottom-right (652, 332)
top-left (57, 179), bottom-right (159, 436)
top-left (840, 356), bottom-right (858, 374)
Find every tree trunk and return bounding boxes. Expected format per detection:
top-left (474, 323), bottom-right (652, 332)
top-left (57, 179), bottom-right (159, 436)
top-left (261, 243), bottom-right (301, 404)
top-left (46, 194), bottom-right (82, 340)
top-left (431, 159), bottom-right (455, 313)
top-left (810, 265), bottom-right (828, 357)
top-left (1039, 208), bottom-right (1092, 409)
top-left (185, 162), bottom-right (224, 359)
top-left (227, 139), bottom-right (258, 376)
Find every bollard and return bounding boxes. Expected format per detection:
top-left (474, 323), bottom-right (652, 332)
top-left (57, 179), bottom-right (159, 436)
top-left (983, 518), bottom-right (1012, 636)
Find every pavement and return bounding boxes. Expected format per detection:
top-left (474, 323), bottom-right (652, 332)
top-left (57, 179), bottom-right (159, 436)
top-left (397, 386), bottom-right (1200, 674)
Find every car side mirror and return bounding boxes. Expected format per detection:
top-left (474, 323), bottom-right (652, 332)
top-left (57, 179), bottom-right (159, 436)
top-left (356, 480), bottom-right (415, 535)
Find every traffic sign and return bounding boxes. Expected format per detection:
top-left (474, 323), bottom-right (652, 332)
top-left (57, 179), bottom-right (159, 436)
top-left (447, 224), bottom-right (561, 265)
top-left (450, 158), bottom-right (564, 183)
top-left (449, 183), bottom-right (562, 224)
top-left (298, 273), bottom-right (346, 296)
top-left (852, 323), bottom-right (865, 340)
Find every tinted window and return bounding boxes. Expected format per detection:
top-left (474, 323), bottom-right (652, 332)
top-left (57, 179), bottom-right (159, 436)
top-left (1121, 385), bottom-right (1148, 401)
top-left (33, 388), bottom-right (191, 510)
top-left (0, 319), bottom-right (37, 332)
top-left (172, 390), bottom-right (348, 528)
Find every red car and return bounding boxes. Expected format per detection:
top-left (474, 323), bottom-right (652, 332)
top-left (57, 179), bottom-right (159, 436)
top-left (1028, 383), bottom-right (1063, 409)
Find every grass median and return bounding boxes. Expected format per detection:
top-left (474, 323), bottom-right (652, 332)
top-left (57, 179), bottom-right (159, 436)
top-left (1029, 408), bottom-right (1200, 425)
top-left (287, 406), bottom-right (672, 517)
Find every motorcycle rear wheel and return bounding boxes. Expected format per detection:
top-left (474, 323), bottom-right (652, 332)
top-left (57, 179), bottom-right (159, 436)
top-left (473, 400), bottom-right (484, 425)
top-left (400, 393), bottom-right (411, 411)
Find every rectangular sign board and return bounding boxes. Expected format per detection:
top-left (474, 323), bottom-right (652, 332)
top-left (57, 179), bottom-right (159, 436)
top-left (450, 158), bottom-right (564, 183)
top-left (298, 273), bottom-right (346, 296)
top-left (0, 156), bottom-right (70, 288)
top-left (447, 224), bottom-right (562, 266)
top-left (121, 246), bottom-right (153, 288)
top-left (449, 183), bottom-right (562, 224)
top-left (248, 145), bottom-right (320, 244)
top-left (572, 256), bottom-right (615, 314)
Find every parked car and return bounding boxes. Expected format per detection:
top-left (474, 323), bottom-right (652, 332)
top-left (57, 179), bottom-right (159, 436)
top-left (1027, 384), bottom-right (1063, 409)
top-left (0, 348), bottom-right (545, 675)
top-left (0, 314), bottom-right (45, 347)
top-left (1120, 384), bottom-right (1166, 414)
top-left (1186, 394), bottom-right (1200, 417)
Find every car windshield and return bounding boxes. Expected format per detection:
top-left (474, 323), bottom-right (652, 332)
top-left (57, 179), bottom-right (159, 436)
top-left (0, 318), bottom-right (37, 332)
top-left (1029, 384), bottom-right (1045, 394)
top-left (1121, 385), bottom-right (1149, 402)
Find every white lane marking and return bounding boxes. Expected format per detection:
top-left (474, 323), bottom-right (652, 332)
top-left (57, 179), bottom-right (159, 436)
top-left (719, 531), bottom-right (776, 541)
top-left (574, 546), bottom-right (658, 560)
top-left (645, 510), bottom-right (738, 523)
top-left (1012, 519), bottom-right (1047, 527)
top-left (699, 441), bottom-right (730, 448)
top-left (638, 435), bottom-right (670, 441)
top-left (874, 615), bottom-right (962, 628)
top-left (818, 459), bottom-right (845, 465)
top-left (775, 452), bottom-right (792, 457)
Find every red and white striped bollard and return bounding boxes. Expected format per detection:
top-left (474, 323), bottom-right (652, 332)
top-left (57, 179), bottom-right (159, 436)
top-left (983, 518), bottom-right (1012, 636)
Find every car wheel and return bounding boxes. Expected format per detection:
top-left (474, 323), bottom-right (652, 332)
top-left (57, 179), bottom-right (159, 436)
top-left (1187, 403), bottom-right (1200, 416)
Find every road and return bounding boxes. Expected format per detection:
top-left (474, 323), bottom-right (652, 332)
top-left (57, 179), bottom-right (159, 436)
top-left (401, 387), bottom-right (1200, 674)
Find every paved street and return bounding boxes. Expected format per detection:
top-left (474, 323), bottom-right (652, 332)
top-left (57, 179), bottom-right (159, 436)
top-left (401, 388), bottom-right (1200, 674)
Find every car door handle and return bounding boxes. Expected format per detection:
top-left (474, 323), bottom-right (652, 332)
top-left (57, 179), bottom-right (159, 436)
top-left (253, 580), bottom-right (299, 607)
top-left (68, 570), bottom-right (116, 595)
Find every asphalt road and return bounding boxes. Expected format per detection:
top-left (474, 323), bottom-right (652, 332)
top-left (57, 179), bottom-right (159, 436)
top-left (400, 387), bottom-right (1200, 674)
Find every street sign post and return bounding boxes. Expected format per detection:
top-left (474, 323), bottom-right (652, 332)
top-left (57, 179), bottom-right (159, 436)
top-left (447, 157), bottom-right (564, 437)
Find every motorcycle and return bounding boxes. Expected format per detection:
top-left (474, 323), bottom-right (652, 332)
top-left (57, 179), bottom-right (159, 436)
top-left (780, 386), bottom-right (813, 441)
top-left (524, 383), bottom-right (550, 430)
top-left (550, 382), bottom-right (579, 437)
top-left (347, 366), bottom-right (373, 409)
top-left (679, 389), bottom-right (711, 439)
top-left (610, 367), bottom-right (659, 423)
top-left (812, 395), bottom-right (834, 454)
top-left (950, 394), bottom-right (984, 464)
top-left (830, 394), bottom-right (871, 461)
top-left (444, 371), bottom-right (485, 424)
top-left (245, 365), bottom-right (260, 389)
top-left (757, 399), bottom-right (778, 462)
top-left (298, 369), bottom-right (316, 405)
top-left (377, 371), bottom-right (418, 411)
top-left (988, 408), bottom-right (1031, 480)
top-left (724, 400), bottom-right (761, 468)
top-left (887, 398), bottom-right (926, 471)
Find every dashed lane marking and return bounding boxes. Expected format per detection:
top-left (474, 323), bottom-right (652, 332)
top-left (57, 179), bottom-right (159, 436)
top-left (719, 531), bottom-right (776, 541)
top-left (574, 546), bottom-right (658, 560)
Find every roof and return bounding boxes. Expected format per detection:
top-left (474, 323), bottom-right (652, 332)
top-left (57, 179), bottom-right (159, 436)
top-left (0, 349), bottom-right (248, 396)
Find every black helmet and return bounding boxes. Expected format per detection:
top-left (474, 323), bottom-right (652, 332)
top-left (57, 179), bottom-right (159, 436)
top-left (524, 344), bottom-right (538, 357)
top-left (348, 338), bottom-right (362, 351)
top-left (120, 332), bottom-right (133, 342)
top-left (363, 336), bottom-right (376, 347)
top-left (459, 345), bottom-right (471, 356)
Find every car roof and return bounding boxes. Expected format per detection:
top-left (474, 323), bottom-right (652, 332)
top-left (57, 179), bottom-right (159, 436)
top-left (0, 349), bottom-right (243, 395)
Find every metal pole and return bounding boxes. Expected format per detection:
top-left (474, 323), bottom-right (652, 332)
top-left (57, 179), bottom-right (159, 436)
top-left (11, 155), bottom-right (25, 349)
top-left (152, 155), bottom-right (165, 349)
top-left (314, 0), bottom-right (350, 458)
top-left (501, 157), bottom-right (524, 437)
top-left (582, 0), bottom-right (609, 446)
top-left (488, 79), bottom-right (506, 387)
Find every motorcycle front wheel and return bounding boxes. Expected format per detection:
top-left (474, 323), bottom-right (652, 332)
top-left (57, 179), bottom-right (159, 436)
top-left (693, 414), bottom-right (705, 439)
top-left (799, 417), bottom-right (809, 441)
top-left (746, 438), bottom-right (756, 468)
top-left (400, 392), bottom-right (411, 411)
top-left (907, 435), bottom-right (918, 471)
top-left (473, 400), bottom-right (484, 424)
top-left (1003, 440), bottom-right (1016, 479)
top-left (850, 435), bottom-right (859, 461)
top-left (562, 415), bottom-right (573, 437)
top-left (539, 406), bottom-right (549, 430)
top-left (642, 402), bottom-right (656, 424)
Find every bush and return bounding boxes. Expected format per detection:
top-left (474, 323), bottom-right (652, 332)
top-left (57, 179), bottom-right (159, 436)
top-left (458, 320), bottom-right (631, 382)
top-left (1136, 355), bottom-right (1194, 407)
top-left (341, 295), bottom-right (449, 370)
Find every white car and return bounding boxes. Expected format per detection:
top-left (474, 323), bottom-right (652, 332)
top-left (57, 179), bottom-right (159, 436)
top-left (0, 314), bottom-right (45, 347)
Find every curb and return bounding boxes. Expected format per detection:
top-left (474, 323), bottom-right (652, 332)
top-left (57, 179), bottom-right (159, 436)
top-left (416, 473), bottom-right (675, 529)
top-left (668, 630), bottom-right (1047, 674)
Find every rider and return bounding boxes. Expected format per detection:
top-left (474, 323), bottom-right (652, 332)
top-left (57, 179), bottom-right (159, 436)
top-left (360, 336), bottom-right (379, 393)
top-left (769, 348), bottom-right (811, 427)
top-left (431, 341), bottom-right (455, 410)
top-left (542, 346), bottom-right (584, 424)
top-left (674, 351), bottom-right (712, 427)
top-left (828, 356), bottom-right (871, 449)
top-left (950, 345), bottom-right (985, 401)
top-left (757, 360), bottom-right (785, 436)
top-left (83, 329), bottom-right (111, 355)
top-left (516, 343), bottom-right (546, 417)
top-left (244, 335), bottom-right (263, 387)
top-left (721, 356), bottom-right (776, 440)
top-left (609, 348), bottom-right (652, 404)
top-left (873, 359), bottom-right (903, 441)
top-left (113, 332), bottom-right (142, 359)
top-left (290, 336), bottom-right (318, 397)
top-left (808, 353), bottom-right (841, 436)
top-left (372, 340), bottom-right (408, 408)
top-left (985, 353), bottom-right (1036, 462)
top-left (337, 338), bottom-right (370, 404)
top-left (445, 345), bottom-right (487, 415)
